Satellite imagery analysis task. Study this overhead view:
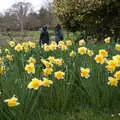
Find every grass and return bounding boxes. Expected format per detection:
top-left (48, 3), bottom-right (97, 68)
top-left (71, 108), bottom-right (120, 120)
top-left (1, 107), bottom-right (119, 120)
top-left (0, 35), bottom-right (120, 119)
top-left (5, 108), bottom-right (119, 120)
top-left (0, 30), bottom-right (74, 46)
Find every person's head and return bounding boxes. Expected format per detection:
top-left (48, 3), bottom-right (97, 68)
top-left (42, 25), bottom-right (48, 31)
top-left (56, 24), bottom-right (61, 30)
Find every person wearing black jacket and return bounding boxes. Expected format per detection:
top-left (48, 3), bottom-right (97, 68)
top-left (55, 24), bottom-right (63, 44)
top-left (39, 26), bottom-right (49, 45)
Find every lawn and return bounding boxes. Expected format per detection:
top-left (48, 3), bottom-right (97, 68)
top-left (0, 36), bottom-right (120, 120)
top-left (0, 30), bottom-right (78, 46)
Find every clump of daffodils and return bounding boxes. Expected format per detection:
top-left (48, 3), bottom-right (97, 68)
top-left (105, 60), bottom-right (118, 73)
top-left (27, 57), bottom-right (36, 64)
top-left (112, 55), bottom-right (120, 66)
top-left (15, 43), bottom-right (23, 52)
top-left (0, 57), bottom-right (4, 65)
top-left (25, 63), bottom-right (35, 74)
top-left (50, 42), bottom-right (57, 51)
top-left (43, 44), bottom-right (50, 51)
top-left (9, 41), bottom-right (16, 47)
top-left (114, 71), bottom-right (120, 80)
top-left (79, 39), bottom-right (86, 46)
top-left (99, 49), bottom-right (108, 58)
top-left (43, 67), bottom-right (53, 76)
top-left (60, 45), bottom-right (68, 51)
top-left (54, 71), bottom-right (65, 80)
top-left (28, 41), bottom-right (36, 48)
top-left (42, 78), bottom-right (53, 87)
top-left (6, 55), bottom-right (13, 61)
top-left (69, 51), bottom-right (76, 57)
top-left (115, 44), bottom-right (120, 51)
top-left (104, 37), bottom-right (110, 43)
top-left (58, 41), bottom-right (65, 47)
top-left (51, 41), bottom-right (57, 46)
top-left (80, 67), bottom-right (90, 79)
top-left (0, 66), bottom-right (6, 75)
top-left (87, 49), bottom-right (94, 57)
top-left (95, 54), bottom-right (105, 64)
top-left (47, 56), bottom-right (55, 63)
top-left (22, 42), bottom-right (29, 53)
top-left (4, 95), bottom-right (20, 107)
top-left (66, 40), bottom-right (73, 46)
top-left (95, 49), bottom-right (108, 64)
top-left (27, 78), bottom-right (53, 89)
top-left (28, 78), bottom-right (42, 89)
top-left (54, 58), bottom-right (63, 66)
top-left (22, 42), bottom-right (29, 48)
top-left (78, 47), bottom-right (87, 55)
top-left (41, 59), bottom-right (53, 68)
top-left (107, 77), bottom-right (118, 87)
top-left (5, 48), bottom-right (10, 54)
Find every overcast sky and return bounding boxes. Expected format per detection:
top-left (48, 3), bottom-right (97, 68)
top-left (0, 0), bottom-right (48, 13)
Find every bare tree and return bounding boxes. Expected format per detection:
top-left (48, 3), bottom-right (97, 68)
top-left (8, 2), bottom-right (33, 32)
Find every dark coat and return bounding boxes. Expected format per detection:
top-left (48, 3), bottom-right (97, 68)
top-left (55, 29), bottom-right (63, 44)
top-left (39, 28), bottom-right (49, 45)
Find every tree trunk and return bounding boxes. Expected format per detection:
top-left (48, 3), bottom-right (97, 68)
top-left (20, 20), bottom-right (24, 32)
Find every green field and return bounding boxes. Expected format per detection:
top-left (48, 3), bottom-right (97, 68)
top-left (0, 30), bottom-right (82, 47)
top-left (0, 36), bottom-right (120, 120)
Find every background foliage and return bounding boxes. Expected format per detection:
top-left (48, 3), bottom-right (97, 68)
top-left (53, 0), bottom-right (120, 41)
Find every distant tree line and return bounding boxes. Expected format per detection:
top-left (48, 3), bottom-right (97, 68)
top-left (0, 1), bottom-right (57, 32)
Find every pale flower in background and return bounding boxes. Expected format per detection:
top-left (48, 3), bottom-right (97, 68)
top-left (4, 95), bottom-right (20, 107)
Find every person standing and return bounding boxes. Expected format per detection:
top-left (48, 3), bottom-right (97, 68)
top-left (55, 24), bottom-right (63, 44)
top-left (39, 25), bottom-right (49, 45)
